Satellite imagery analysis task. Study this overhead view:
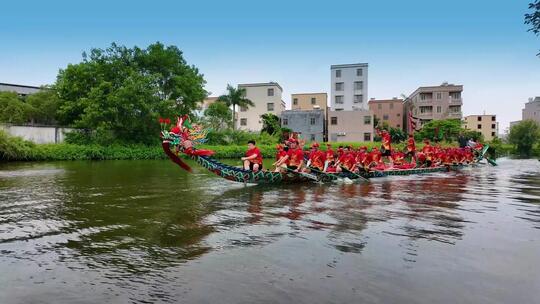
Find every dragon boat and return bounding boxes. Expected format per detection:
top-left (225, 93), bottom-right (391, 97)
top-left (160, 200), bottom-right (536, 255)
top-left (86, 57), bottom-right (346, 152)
top-left (160, 116), bottom-right (494, 184)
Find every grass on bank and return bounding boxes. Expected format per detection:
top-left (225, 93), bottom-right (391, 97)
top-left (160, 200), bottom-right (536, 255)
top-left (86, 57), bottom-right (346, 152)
top-left (1, 130), bottom-right (535, 162)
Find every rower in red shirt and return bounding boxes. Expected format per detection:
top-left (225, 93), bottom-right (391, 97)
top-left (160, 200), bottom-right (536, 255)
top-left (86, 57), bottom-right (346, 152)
top-left (376, 129), bottom-right (394, 167)
top-left (406, 134), bottom-right (416, 164)
top-left (285, 138), bottom-right (305, 172)
top-left (306, 142), bottom-right (326, 171)
top-left (422, 139), bottom-right (433, 167)
top-left (336, 146), bottom-right (358, 173)
top-left (272, 144), bottom-right (288, 172)
top-left (241, 140), bottom-right (263, 172)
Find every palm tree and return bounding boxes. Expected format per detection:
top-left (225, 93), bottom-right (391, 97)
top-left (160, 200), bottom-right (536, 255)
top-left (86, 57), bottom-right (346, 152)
top-left (216, 84), bottom-right (254, 130)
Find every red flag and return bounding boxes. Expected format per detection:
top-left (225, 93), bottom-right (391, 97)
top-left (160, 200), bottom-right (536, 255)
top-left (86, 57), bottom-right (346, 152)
top-left (408, 111), bottom-right (418, 135)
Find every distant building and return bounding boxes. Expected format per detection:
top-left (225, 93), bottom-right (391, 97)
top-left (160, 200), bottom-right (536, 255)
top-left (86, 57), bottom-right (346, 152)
top-left (404, 82), bottom-right (463, 133)
top-left (291, 93), bottom-right (328, 140)
top-left (0, 83), bottom-right (41, 96)
top-left (327, 110), bottom-right (374, 142)
top-left (509, 121), bottom-right (521, 128)
top-left (463, 115), bottom-right (498, 141)
top-left (237, 82), bottom-right (286, 131)
top-left (330, 63), bottom-right (368, 111)
top-left (195, 96), bottom-right (219, 117)
top-left (522, 96), bottom-right (540, 125)
top-left (281, 109), bottom-right (325, 142)
top-left (368, 98), bottom-right (404, 130)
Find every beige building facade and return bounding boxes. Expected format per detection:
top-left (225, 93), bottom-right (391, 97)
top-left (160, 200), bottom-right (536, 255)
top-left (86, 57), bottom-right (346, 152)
top-left (522, 97), bottom-right (540, 125)
top-left (368, 98), bottom-right (404, 130)
top-left (404, 83), bottom-right (463, 133)
top-left (464, 115), bottom-right (498, 141)
top-left (237, 82), bottom-right (285, 131)
top-left (327, 110), bottom-right (374, 142)
top-left (291, 93), bottom-right (328, 116)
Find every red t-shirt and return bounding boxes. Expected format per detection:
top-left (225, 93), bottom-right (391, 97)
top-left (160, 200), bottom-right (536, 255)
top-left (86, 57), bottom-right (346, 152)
top-left (326, 149), bottom-right (335, 161)
top-left (407, 138), bottom-right (416, 152)
top-left (309, 150), bottom-right (326, 170)
top-left (339, 152), bottom-right (356, 170)
top-left (246, 147), bottom-right (263, 164)
top-left (287, 148), bottom-right (304, 166)
top-left (276, 150), bottom-right (287, 161)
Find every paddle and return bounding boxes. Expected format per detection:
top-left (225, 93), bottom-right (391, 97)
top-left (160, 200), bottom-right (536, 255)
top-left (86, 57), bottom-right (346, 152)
top-left (309, 167), bottom-right (339, 181)
top-left (339, 166), bottom-right (369, 182)
top-left (285, 167), bottom-right (319, 182)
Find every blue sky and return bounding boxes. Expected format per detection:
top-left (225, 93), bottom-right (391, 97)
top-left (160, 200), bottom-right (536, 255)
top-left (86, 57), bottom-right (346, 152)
top-left (1, 0), bottom-right (539, 131)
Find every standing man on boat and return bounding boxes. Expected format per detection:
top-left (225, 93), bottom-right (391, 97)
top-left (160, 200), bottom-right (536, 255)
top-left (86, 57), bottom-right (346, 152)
top-left (242, 140), bottom-right (263, 172)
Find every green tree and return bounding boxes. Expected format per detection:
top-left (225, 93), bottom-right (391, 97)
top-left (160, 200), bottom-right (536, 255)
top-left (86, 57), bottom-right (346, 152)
top-left (525, 0), bottom-right (540, 56)
top-left (25, 88), bottom-right (59, 125)
top-left (216, 84), bottom-right (254, 130)
top-left (0, 92), bottom-right (34, 124)
top-left (508, 120), bottom-right (540, 157)
top-left (203, 101), bottom-right (232, 130)
top-left (416, 119), bottom-right (462, 142)
top-left (260, 113), bottom-right (281, 135)
top-left (55, 42), bottom-right (207, 144)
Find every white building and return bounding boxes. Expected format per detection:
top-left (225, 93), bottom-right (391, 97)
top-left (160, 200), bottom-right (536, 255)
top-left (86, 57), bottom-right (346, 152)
top-left (523, 97), bottom-right (540, 125)
top-left (330, 63), bottom-right (369, 111)
top-left (237, 82), bottom-right (286, 131)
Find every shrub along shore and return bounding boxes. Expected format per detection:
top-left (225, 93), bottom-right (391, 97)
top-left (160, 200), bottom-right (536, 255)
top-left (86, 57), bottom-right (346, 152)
top-left (1, 131), bottom-right (532, 162)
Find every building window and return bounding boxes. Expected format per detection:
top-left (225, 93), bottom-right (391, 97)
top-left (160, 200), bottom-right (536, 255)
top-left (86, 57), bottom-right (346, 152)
top-left (283, 118), bottom-right (288, 125)
top-left (335, 82), bottom-right (344, 91)
top-left (436, 92), bottom-right (442, 99)
top-left (492, 132), bottom-right (496, 137)
top-left (267, 88), bottom-right (274, 96)
top-left (310, 134), bottom-right (316, 141)
top-left (383, 114), bottom-right (389, 120)
top-left (450, 92), bottom-right (461, 100)
top-left (390, 103), bottom-right (394, 109)
top-left (492, 116), bottom-right (496, 121)
top-left (335, 95), bottom-right (344, 104)
top-left (364, 116), bottom-right (371, 125)
top-left (449, 105), bottom-right (461, 113)
top-left (397, 124), bottom-right (400, 128)
top-left (437, 106), bottom-right (442, 113)
top-left (293, 98), bottom-right (298, 105)
top-left (492, 124), bottom-right (496, 129)
top-left (420, 93), bottom-right (432, 101)
top-left (397, 113), bottom-right (401, 117)
top-left (477, 116), bottom-right (482, 121)
top-left (364, 133), bottom-right (371, 141)
top-left (241, 118), bottom-right (247, 126)
top-left (477, 124), bottom-right (482, 129)
top-left (354, 81), bottom-right (363, 90)
top-left (419, 106), bottom-right (433, 114)
top-left (311, 97), bottom-right (316, 105)
top-left (267, 103), bottom-right (274, 111)
top-left (356, 68), bottom-right (363, 76)
top-left (378, 103), bottom-right (382, 110)
top-left (354, 95), bottom-right (363, 103)
top-left (335, 108), bottom-right (344, 111)
top-left (331, 117), bottom-right (338, 125)
top-left (310, 117), bottom-right (316, 125)
top-left (336, 70), bottom-right (341, 78)
top-left (240, 106), bottom-right (247, 112)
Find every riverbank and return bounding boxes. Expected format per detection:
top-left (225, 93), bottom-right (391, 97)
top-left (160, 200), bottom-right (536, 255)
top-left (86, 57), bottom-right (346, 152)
top-left (1, 131), bottom-right (535, 161)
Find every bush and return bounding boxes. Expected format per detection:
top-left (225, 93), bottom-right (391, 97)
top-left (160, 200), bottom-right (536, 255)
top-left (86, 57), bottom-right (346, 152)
top-left (508, 120), bottom-right (540, 157)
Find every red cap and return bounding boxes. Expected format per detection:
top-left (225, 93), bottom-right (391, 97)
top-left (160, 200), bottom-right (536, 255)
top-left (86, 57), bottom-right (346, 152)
top-left (311, 142), bottom-right (320, 148)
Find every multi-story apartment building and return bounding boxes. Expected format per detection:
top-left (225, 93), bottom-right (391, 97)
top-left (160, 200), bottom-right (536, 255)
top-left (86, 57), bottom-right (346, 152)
top-left (522, 97), bottom-right (540, 125)
top-left (327, 110), bottom-right (374, 142)
top-left (368, 98), bottom-right (404, 130)
top-left (237, 82), bottom-right (286, 131)
top-left (330, 63), bottom-right (368, 111)
top-left (0, 83), bottom-right (41, 96)
top-left (291, 93), bottom-right (328, 140)
top-left (404, 82), bottom-right (463, 133)
top-left (281, 109), bottom-right (325, 142)
top-left (464, 115), bottom-right (498, 141)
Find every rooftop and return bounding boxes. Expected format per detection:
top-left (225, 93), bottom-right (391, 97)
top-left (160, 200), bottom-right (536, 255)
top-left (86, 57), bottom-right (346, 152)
top-left (0, 82), bottom-right (41, 89)
top-left (330, 63), bottom-right (368, 69)
top-left (238, 82), bottom-right (283, 91)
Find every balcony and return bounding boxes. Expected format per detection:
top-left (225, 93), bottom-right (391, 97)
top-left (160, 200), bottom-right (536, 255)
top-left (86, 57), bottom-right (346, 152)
top-left (448, 98), bottom-right (463, 105)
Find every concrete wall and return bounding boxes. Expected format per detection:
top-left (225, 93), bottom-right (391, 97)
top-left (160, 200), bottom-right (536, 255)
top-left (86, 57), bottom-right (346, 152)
top-left (330, 63), bottom-right (368, 111)
top-left (237, 83), bottom-right (284, 131)
top-left (327, 110), bottom-right (374, 142)
top-left (464, 115), bottom-right (498, 141)
top-left (1, 125), bottom-right (75, 144)
top-left (368, 98), bottom-right (404, 130)
top-left (281, 109), bottom-right (325, 142)
top-left (523, 97), bottom-right (540, 125)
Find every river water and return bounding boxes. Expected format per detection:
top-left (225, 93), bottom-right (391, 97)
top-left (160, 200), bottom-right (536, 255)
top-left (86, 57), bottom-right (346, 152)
top-left (0, 158), bottom-right (539, 304)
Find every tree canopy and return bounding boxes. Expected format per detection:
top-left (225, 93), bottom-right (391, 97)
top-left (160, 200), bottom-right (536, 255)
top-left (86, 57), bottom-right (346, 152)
top-left (216, 85), bottom-right (254, 130)
top-left (414, 119), bottom-right (484, 143)
top-left (203, 101), bottom-right (232, 130)
top-left (55, 42), bottom-right (207, 144)
top-left (508, 120), bottom-right (540, 157)
top-left (525, 0), bottom-right (540, 56)
top-left (0, 89), bottom-right (59, 125)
